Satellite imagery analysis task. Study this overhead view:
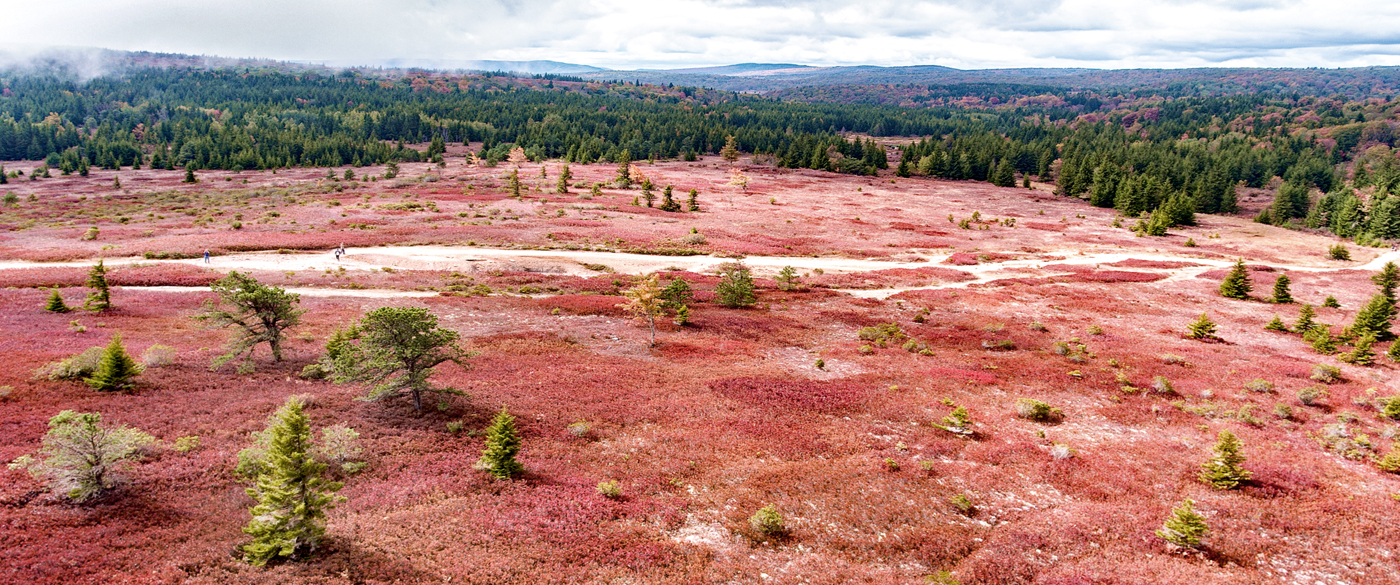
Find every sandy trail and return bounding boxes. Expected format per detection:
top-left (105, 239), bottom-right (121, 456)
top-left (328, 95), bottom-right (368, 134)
top-left (3, 245), bottom-right (1395, 299)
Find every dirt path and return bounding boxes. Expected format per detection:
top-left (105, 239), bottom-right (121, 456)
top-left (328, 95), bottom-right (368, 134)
top-left (4, 245), bottom-right (1395, 299)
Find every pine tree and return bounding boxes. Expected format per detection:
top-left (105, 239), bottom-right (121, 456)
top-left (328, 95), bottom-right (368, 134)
top-left (1219, 258), bottom-right (1252, 300)
top-left (775, 266), bottom-right (800, 291)
top-left (715, 262), bottom-right (756, 308)
top-left (1264, 315), bottom-right (1288, 331)
top-left (1187, 313), bottom-right (1218, 340)
top-left (477, 407), bottom-right (524, 479)
top-left (556, 164), bottom-right (571, 194)
top-left (183, 166), bottom-right (197, 183)
top-left (45, 288), bottom-right (70, 313)
top-left (1200, 430), bottom-right (1251, 489)
top-left (1156, 499), bottom-right (1209, 549)
top-left (507, 168), bottom-right (522, 198)
top-left (1323, 295), bottom-right (1341, 308)
top-left (84, 259), bottom-right (111, 311)
top-left (1351, 293), bottom-right (1395, 341)
top-left (687, 188), bottom-right (700, 212)
top-left (1272, 274), bottom-right (1294, 304)
top-left (991, 158), bottom-right (1015, 187)
top-left (242, 397), bottom-right (341, 566)
top-left (621, 274), bottom-right (665, 347)
top-left (720, 135), bottom-right (739, 163)
top-left (86, 333), bottom-right (142, 392)
top-left (1295, 304), bottom-right (1317, 332)
top-left (1342, 332), bottom-right (1377, 366)
top-left (659, 185), bottom-right (681, 212)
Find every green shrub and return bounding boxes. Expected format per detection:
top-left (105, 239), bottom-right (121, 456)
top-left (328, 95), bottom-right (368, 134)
top-left (714, 262), bottom-right (756, 308)
top-left (1015, 398), bottom-right (1064, 422)
top-left (1310, 363), bottom-right (1343, 383)
top-left (1157, 499), bottom-right (1208, 549)
top-left (596, 479), bottom-right (622, 499)
top-left (857, 323), bottom-right (905, 347)
top-left (949, 493), bottom-right (975, 515)
top-left (1200, 430), bottom-right (1251, 489)
top-left (15, 411), bottom-right (153, 502)
top-left (35, 346), bottom-right (106, 380)
top-left (1187, 313), bottom-right (1218, 340)
top-left (1329, 243), bottom-right (1352, 260)
top-left (1298, 385), bottom-right (1328, 406)
top-left (937, 406), bottom-right (975, 436)
top-left (140, 344), bottom-right (177, 368)
top-left (749, 504), bottom-right (786, 537)
top-left (1380, 396), bottom-right (1400, 421)
top-left (1243, 379), bottom-right (1274, 393)
top-left (1274, 404), bottom-right (1293, 420)
top-left (173, 436), bottom-right (200, 452)
top-left (1152, 376), bottom-right (1176, 395)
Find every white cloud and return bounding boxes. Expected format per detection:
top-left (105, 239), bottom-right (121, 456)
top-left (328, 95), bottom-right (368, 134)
top-left (1, 0), bottom-right (1398, 70)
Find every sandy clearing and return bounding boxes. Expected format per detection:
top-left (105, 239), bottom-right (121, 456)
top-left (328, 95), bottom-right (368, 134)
top-left (120, 285), bottom-right (441, 298)
top-left (4, 245), bottom-right (1396, 299)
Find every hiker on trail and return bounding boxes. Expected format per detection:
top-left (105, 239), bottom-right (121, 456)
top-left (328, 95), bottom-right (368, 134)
top-left (203, 250), bottom-right (210, 264)
top-left (334, 247), bottom-right (341, 262)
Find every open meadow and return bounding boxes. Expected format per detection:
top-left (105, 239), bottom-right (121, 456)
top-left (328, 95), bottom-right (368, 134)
top-left (3, 154), bottom-right (1399, 585)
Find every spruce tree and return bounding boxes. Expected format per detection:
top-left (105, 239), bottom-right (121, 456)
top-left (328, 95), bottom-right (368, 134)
top-left (1271, 274), bottom-right (1294, 304)
top-left (1374, 262), bottom-right (1400, 300)
top-left (45, 288), bottom-right (70, 313)
top-left (1187, 313), bottom-right (1218, 340)
top-left (477, 407), bottom-right (524, 479)
top-left (1156, 499), bottom-right (1209, 549)
top-left (242, 397), bottom-right (341, 566)
top-left (1200, 430), bottom-right (1251, 489)
top-left (556, 164), bottom-right (571, 194)
top-left (1294, 304), bottom-right (1317, 333)
top-left (183, 166), bottom-right (197, 183)
top-left (1323, 295), bottom-right (1341, 308)
top-left (1389, 339), bottom-right (1400, 362)
top-left (507, 168), bottom-right (522, 198)
top-left (86, 333), bottom-right (142, 392)
top-left (1219, 259), bottom-right (1252, 300)
top-left (1351, 293), bottom-right (1395, 341)
top-left (1264, 315), bottom-right (1288, 332)
top-left (715, 262), bottom-right (756, 308)
top-left (687, 188), bottom-right (700, 212)
top-left (84, 259), bottom-right (111, 311)
top-left (1342, 332), bottom-right (1377, 366)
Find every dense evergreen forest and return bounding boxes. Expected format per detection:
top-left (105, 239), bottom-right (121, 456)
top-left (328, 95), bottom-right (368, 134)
top-left (3, 65), bottom-right (1400, 242)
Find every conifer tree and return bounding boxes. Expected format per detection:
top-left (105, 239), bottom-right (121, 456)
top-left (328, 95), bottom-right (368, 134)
top-left (86, 333), bottom-right (142, 392)
top-left (183, 166), bottom-right (197, 183)
top-left (1156, 499), bottom-right (1209, 549)
top-left (1264, 315), bottom-right (1288, 331)
top-left (507, 168), bottom-right (522, 198)
top-left (84, 259), bottom-right (111, 311)
top-left (1323, 295), bottom-right (1341, 308)
top-left (1200, 430), bottom-right (1251, 489)
top-left (556, 164), bottom-right (571, 194)
top-left (242, 397), bottom-right (341, 566)
top-left (775, 266), bottom-right (800, 291)
top-left (1342, 332), bottom-right (1377, 366)
top-left (1389, 339), bottom-right (1400, 362)
top-left (1351, 293), bottom-right (1395, 341)
top-left (45, 288), bottom-right (70, 313)
top-left (1271, 274), bottom-right (1294, 304)
top-left (687, 188), bottom-right (700, 211)
top-left (621, 274), bottom-right (665, 347)
top-left (1374, 261), bottom-right (1400, 300)
top-left (1219, 259), bottom-right (1252, 300)
top-left (715, 262), bottom-right (756, 308)
top-left (659, 185), bottom-right (681, 212)
top-left (197, 272), bottom-right (304, 368)
top-left (477, 407), bottom-right (523, 479)
top-left (18, 410), bottom-right (153, 502)
top-left (1187, 313), bottom-right (1218, 340)
top-left (720, 135), bottom-right (739, 163)
top-left (1295, 303), bottom-right (1317, 332)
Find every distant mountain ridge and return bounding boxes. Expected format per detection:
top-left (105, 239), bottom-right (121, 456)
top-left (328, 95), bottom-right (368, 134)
top-left (585, 63), bottom-right (1400, 99)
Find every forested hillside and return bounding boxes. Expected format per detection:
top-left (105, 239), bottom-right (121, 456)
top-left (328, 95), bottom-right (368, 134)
top-left (4, 64), bottom-right (1400, 242)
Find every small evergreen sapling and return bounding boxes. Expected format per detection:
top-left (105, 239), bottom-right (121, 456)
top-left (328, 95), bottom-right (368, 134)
top-left (1187, 313), bottom-right (1218, 340)
top-left (1323, 295), bottom-right (1341, 308)
top-left (1157, 498), bottom-right (1209, 549)
top-left (1294, 304), bottom-right (1317, 332)
top-left (477, 407), bottom-right (524, 479)
top-left (687, 188), bottom-right (700, 211)
top-left (84, 259), bottom-right (111, 311)
top-left (1200, 430), bottom-right (1251, 489)
top-left (775, 266), bottom-right (800, 291)
top-left (748, 504), bottom-right (786, 538)
top-left (937, 405), bottom-right (975, 436)
top-left (45, 288), bottom-right (70, 313)
top-left (1264, 315), bottom-right (1288, 332)
top-left (1389, 340), bottom-right (1400, 362)
top-left (1219, 258), bottom-right (1252, 300)
top-left (241, 397), bottom-right (341, 566)
top-left (1341, 332), bottom-right (1377, 366)
top-left (715, 262), bottom-right (756, 308)
top-left (86, 334), bottom-right (142, 392)
top-left (1271, 274), bottom-right (1294, 304)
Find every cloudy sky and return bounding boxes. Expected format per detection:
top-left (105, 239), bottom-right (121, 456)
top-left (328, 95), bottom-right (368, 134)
top-left (2, 0), bottom-right (1399, 71)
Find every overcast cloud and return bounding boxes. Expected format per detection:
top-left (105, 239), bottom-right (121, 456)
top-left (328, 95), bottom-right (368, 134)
top-left (1, 0), bottom-right (1397, 70)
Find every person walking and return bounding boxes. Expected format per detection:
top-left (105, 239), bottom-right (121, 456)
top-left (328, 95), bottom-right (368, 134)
top-left (203, 249), bottom-right (210, 264)
top-left (334, 247), bottom-right (341, 262)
